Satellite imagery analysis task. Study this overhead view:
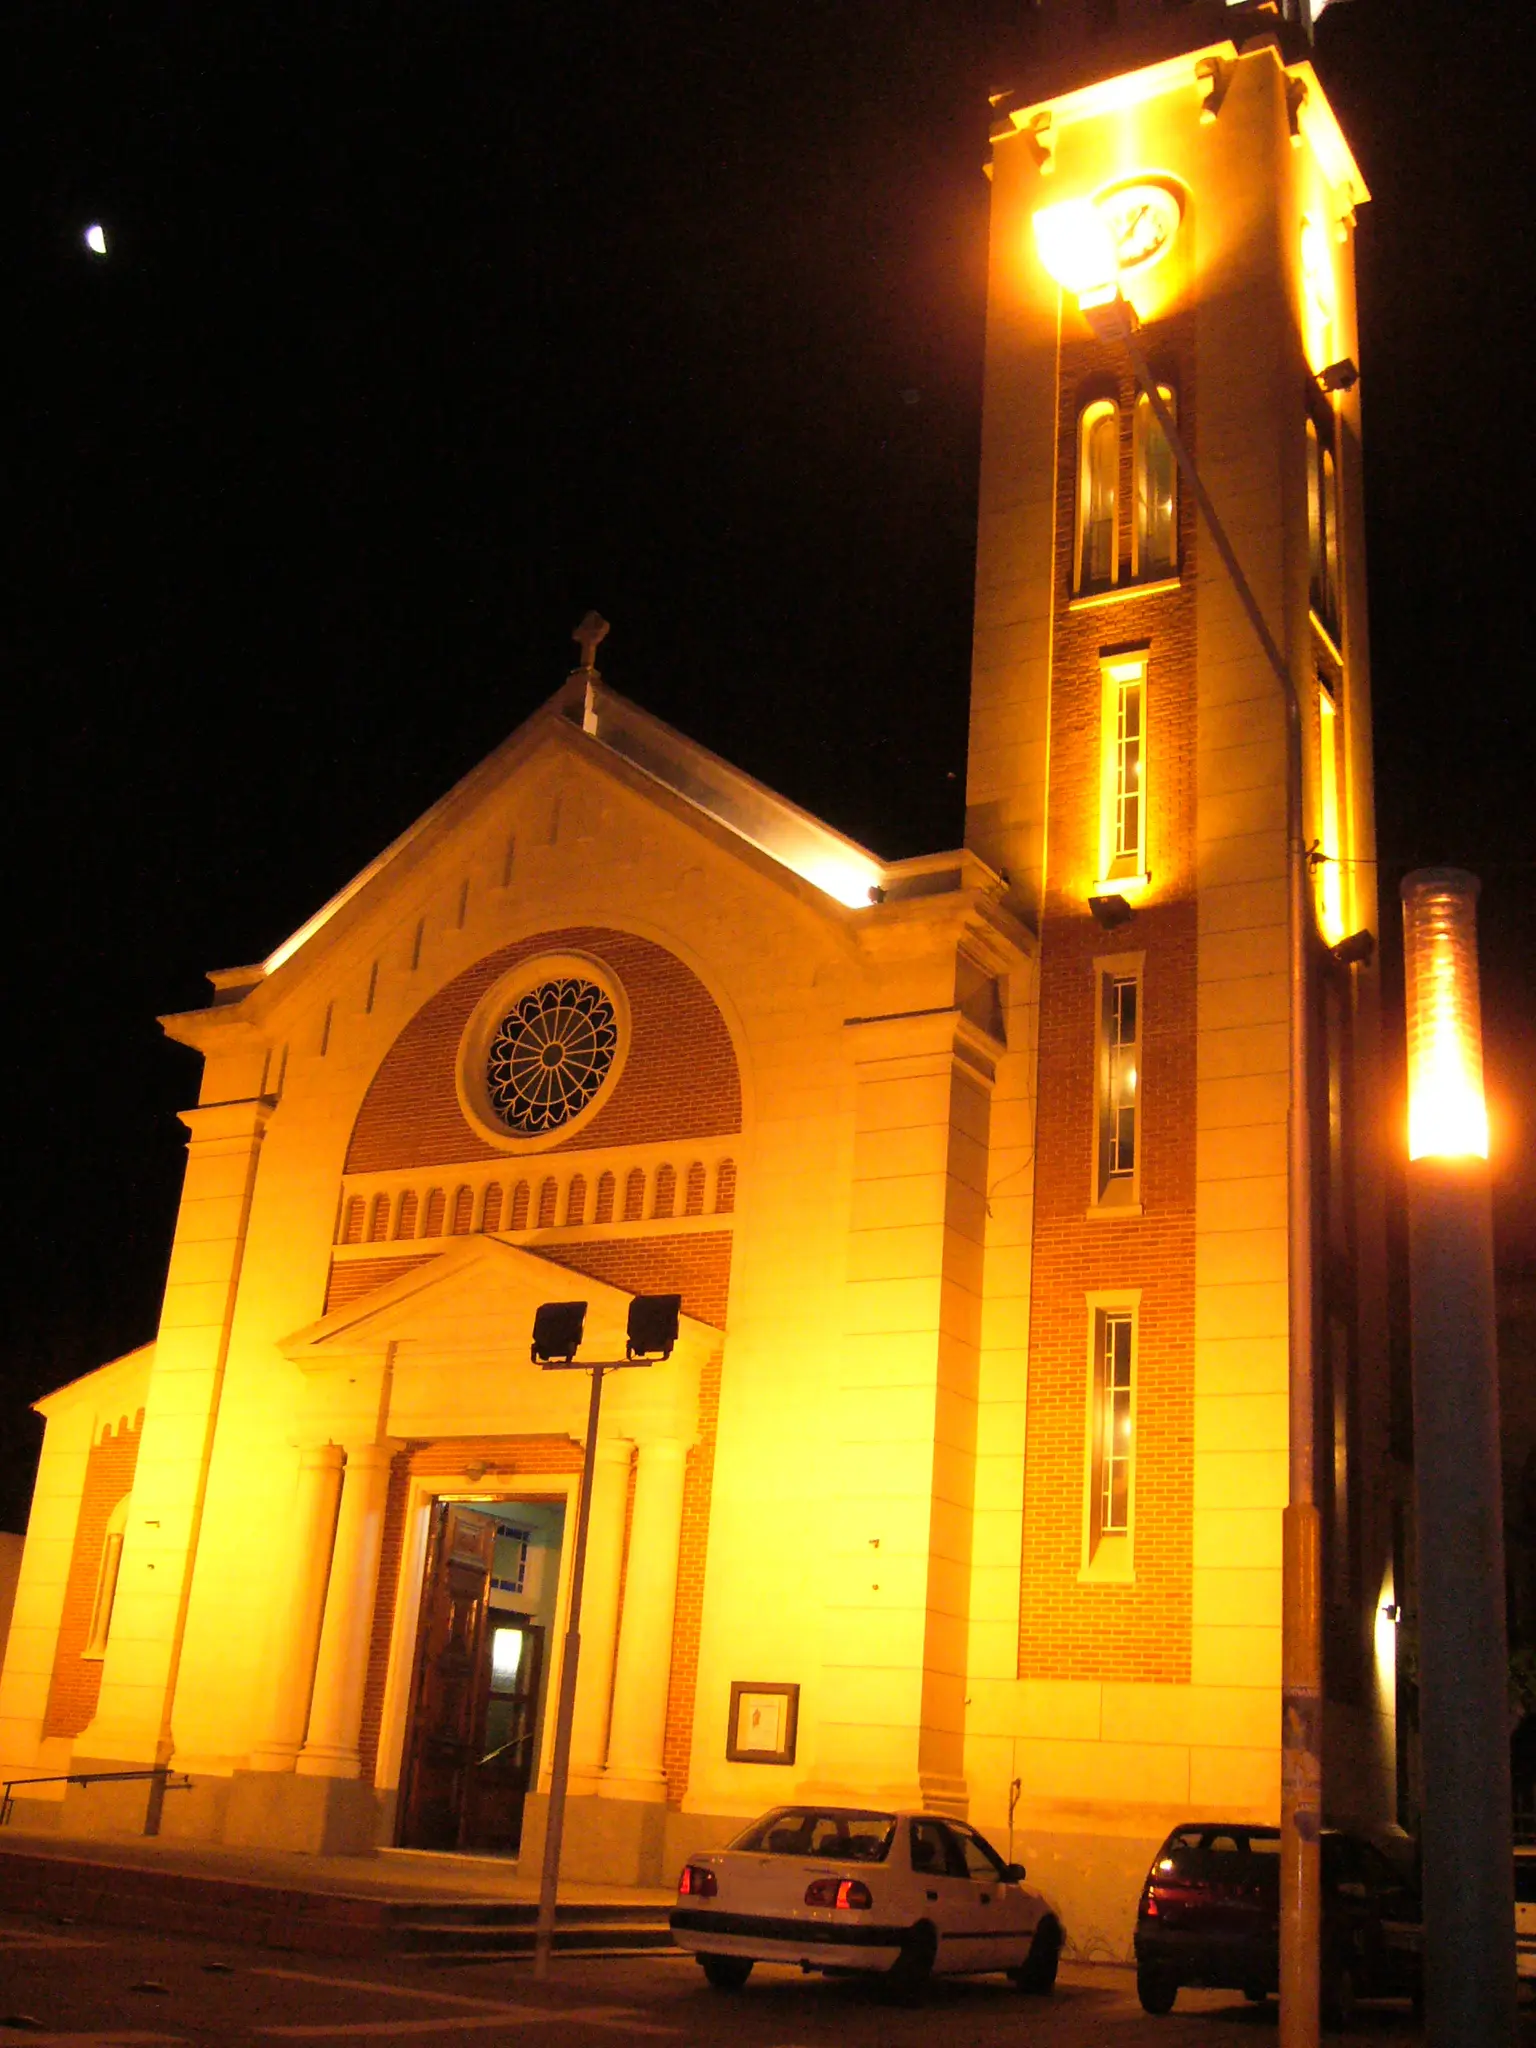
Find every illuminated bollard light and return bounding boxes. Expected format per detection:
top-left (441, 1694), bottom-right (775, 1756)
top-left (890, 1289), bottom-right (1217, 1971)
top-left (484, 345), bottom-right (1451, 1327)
top-left (1402, 868), bottom-right (1517, 2047)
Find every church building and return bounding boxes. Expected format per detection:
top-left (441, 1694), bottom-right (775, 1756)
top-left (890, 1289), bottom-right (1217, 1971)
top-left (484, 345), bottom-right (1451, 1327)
top-left (0, 0), bottom-right (1396, 1949)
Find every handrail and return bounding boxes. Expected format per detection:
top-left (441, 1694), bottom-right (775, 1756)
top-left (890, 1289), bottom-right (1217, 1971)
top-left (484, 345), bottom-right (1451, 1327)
top-left (1, 1766), bottom-right (193, 1827)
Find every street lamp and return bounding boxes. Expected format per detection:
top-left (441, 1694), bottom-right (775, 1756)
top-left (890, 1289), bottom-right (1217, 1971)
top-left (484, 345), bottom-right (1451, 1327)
top-left (530, 1291), bottom-right (682, 1980)
top-left (1033, 197), bottom-right (1323, 2048)
top-left (1402, 869), bottom-right (1516, 2046)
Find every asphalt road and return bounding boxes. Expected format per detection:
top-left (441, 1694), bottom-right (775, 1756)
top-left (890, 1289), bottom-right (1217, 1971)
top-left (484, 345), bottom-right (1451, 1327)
top-left (0, 1907), bottom-right (1482, 2047)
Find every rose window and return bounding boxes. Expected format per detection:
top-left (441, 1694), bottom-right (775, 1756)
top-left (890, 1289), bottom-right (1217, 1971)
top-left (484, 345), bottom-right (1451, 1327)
top-left (485, 977), bottom-right (619, 1135)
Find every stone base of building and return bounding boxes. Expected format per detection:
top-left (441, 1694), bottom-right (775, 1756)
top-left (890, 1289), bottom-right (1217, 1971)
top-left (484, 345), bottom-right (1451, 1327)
top-left (223, 1770), bottom-right (382, 1856)
top-left (62, 1757), bottom-right (168, 1837)
top-left (518, 1793), bottom-right (738, 1888)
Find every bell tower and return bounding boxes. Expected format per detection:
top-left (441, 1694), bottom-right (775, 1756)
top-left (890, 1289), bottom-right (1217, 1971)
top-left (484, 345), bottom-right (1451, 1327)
top-left (962, 2), bottom-right (1393, 1944)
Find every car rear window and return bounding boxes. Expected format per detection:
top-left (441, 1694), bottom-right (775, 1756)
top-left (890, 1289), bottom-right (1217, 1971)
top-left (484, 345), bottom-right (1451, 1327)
top-left (1152, 1827), bottom-right (1282, 1886)
top-left (730, 1808), bottom-right (896, 1862)
top-left (1515, 1856), bottom-right (1536, 1904)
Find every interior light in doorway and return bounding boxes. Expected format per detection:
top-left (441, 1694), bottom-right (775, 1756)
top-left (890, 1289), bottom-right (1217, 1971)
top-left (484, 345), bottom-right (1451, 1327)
top-left (491, 1627), bottom-right (523, 1686)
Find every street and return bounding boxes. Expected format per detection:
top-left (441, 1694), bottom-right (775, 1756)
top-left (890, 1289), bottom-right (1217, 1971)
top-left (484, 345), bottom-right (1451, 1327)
top-left (0, 1907), bottom-right (1470, 2047)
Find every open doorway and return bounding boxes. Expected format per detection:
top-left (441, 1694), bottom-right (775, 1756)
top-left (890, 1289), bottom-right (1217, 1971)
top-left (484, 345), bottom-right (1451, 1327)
top-left (396, 1496), bottom-right (566, 1855)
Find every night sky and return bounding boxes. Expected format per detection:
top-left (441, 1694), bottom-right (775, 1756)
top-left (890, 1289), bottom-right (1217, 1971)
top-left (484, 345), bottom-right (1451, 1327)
top-left (4, 0), bottom-right (1531, 1530)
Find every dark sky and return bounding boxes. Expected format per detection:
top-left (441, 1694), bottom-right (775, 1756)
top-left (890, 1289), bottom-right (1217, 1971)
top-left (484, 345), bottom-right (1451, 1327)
top-left (3, 0), bottom-right (1531, 1528)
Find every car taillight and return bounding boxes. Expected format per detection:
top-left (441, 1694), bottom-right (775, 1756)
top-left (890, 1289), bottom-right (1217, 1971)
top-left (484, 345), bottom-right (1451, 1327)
top-left (678, 1864), bottom-right (718, 1897)
top-left (804, 1877), bottom-right (873, 1910)
top-left (1141, 1889), bottom-right (1159, 1918)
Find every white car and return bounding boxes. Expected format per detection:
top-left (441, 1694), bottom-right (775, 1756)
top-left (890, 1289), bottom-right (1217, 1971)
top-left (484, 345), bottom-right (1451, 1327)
top-left (670, 1804), bottom-right (1064, 1995)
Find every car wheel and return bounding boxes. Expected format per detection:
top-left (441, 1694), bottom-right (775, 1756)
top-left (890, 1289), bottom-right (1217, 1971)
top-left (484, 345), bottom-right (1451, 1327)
top-left (1136, 1963), bottom-right (1178, 2015)
top-left (883, 1920), bottom-right (937, 2002)
top-left (1007, 1915), bottom-right (1061, 1994)
top-left (1322, 1957), bottom-right (1358, 2030)
top-left (700, 1955), bottom-right (754, 1990)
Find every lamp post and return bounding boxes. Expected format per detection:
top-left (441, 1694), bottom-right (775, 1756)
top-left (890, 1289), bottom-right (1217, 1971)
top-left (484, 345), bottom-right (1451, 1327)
top-left (1033, 200), bottom-right (1322, 2047)
top-left (1401, 869), bottom-right (1516, 2047)
top-left (529, 1292), bottom-right (682, 1981)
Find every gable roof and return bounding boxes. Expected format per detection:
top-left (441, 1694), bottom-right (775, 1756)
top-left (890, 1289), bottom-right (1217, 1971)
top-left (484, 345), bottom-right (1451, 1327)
top-left (256, 675), bottom-right (886, 985)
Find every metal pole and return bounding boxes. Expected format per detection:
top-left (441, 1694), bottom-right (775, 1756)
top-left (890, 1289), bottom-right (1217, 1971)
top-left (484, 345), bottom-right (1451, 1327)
top-left (532, 1361), bottom-right (607, 1981)
top-left (1403, 871), bottom-right (1516, 2046)
top-left (1119, 326), bottom-right (1320, 2046)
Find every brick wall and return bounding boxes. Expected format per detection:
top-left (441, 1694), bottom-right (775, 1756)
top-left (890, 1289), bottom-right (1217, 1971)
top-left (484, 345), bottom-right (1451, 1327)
top-left (346, 928), bottom-right (741, 1173)
top-left (42, 1412), bottom-right (144, 1739)
top-left (1019, 311), bottom-right (1198, 1684)
top-left (538, 1231), bottom-right (732, 1331)
top-left (324, 1254), bottom-right (435, 1312)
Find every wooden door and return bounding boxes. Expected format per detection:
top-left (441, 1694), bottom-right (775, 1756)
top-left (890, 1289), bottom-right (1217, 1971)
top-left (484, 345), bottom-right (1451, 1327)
top-left (460, 1616), bottom-right (545, 1854)
top-left (397, 1504), bottom-right (497, 1850)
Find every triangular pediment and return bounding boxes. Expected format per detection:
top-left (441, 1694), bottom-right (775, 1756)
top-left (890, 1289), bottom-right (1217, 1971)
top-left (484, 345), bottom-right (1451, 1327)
top-left (282, 1235), bottom-right (716, 1369)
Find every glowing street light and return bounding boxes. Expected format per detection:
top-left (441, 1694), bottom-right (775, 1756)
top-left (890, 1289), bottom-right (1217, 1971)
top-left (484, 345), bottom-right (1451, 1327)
top-left (1402, 869), bottom-right (1516, 2046)
top-left (1404, 869), bottom-right (1489, 1161)
top-left (84, 223), bottom-right (107, 257)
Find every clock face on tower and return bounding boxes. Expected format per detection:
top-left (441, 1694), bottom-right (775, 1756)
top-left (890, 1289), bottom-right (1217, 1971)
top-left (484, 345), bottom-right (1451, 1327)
top-left (1096, 180), bottom-right (1184, 277)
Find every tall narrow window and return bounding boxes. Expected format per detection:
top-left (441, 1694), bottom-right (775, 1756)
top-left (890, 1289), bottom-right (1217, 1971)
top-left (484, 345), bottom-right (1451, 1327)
top-left (1321, 445), bottom-right (1341, 626)
top-left (1316, 678), bottom-right (1345, 942)
top-left (1089, 1304), bottom-right (1136, 1557)
top-left (1098, 651), bottom-right (1148, 884)
top-left (1077, 400), bottom-right (1119, 590)
top-left (1307, 415), bottom-right (1342, 631)
top-left (1094, 958), bottom-right (1143, 1209)
top-left (1133, 387), bottom-right (1177, 577)
top-left (83, 1497), bottom-right (129, 1659)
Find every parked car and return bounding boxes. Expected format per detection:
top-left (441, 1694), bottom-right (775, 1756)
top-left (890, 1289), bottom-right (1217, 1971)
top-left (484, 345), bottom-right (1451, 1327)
top-left (1134, 1821), bottom-right (1422, 2022)
top-left (670, 1804), bottom-right (1064, 1995)
top-left (1515, 1845), bottom-right (1536, 1991)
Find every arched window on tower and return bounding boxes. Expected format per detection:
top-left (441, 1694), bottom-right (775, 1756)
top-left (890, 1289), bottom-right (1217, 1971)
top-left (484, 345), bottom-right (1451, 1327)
top-left (1133, 386), bottom-right (1177, 579)
top-left (1076, 399), bottom-right (1119, 592)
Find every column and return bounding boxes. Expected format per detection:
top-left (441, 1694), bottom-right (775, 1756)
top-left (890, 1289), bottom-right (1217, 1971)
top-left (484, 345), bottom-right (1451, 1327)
top-left (568, 1436), bottom-right (633, 1793)
top-left (296, 1443), bottom-right (391, 1779)
top-left (598, 1436), bottom-right (688, 1803)
top-left (75, 1097), bottom-right (273, 1769)
top-left (248, 1444), bottom-right (345, 1770)
top-left (815, 1008), bottom-right (994, 1811)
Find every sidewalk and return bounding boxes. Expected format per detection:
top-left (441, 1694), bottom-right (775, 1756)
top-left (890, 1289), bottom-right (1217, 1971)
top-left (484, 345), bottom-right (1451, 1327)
top-left (0, 1826), bottom-right (672, 1957)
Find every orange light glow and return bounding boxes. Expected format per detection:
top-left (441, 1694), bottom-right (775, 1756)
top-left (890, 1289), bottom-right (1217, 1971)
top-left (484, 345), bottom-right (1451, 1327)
top-left (1033, 200), bottom-right (1119, 301)
top-left (1403, 869), bottom-right (1488, 1161)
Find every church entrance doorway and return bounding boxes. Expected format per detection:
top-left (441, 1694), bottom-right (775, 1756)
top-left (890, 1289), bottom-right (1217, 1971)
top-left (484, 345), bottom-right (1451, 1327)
top-left (396, 1495), bottom-right (566, 1856)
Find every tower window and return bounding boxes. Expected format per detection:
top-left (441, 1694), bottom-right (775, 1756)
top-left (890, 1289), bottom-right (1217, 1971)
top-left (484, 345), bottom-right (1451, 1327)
top-left (1095, 1309), bottom-right (1134, 1540)
top-left (1133, 387), bottom-right (1177, 579)
top-left (1076, 399), bottom-right (1119, 591)
top-left (1082, 1295), bottom-right (1139, 1576)
top-left (1307, 415), bottom-right (1342, 631)
top-left (1098, 968), bottom-right (1141, 1200)
top-left (1316, 677), bottom-right (1346, 943)
top-left (1098, 650), bottom-right (1148, 884)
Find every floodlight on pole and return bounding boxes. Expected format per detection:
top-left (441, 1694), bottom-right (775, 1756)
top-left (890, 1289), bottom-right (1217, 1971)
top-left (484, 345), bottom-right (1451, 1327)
top-left (1033, 190), bottom-right (1323, 2048)
top-left (531, 1300), bottom-right (587, 1365)
top-left (529, 1293), bottom-right (679, 1981)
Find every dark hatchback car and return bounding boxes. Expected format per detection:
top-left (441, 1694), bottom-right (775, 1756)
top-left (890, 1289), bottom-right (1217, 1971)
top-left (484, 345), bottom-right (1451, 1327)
top-left (1134, 1822), bottom-right (1422, 2022)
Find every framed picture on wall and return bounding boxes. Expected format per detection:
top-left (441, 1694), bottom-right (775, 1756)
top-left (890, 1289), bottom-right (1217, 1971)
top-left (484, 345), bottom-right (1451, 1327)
top-left (726, 1681), bottom-right (799, 1766)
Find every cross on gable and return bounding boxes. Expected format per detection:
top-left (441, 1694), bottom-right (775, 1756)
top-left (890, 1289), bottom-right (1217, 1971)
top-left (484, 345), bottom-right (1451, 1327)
top-left (572, 611), bottom-right (610, 671)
